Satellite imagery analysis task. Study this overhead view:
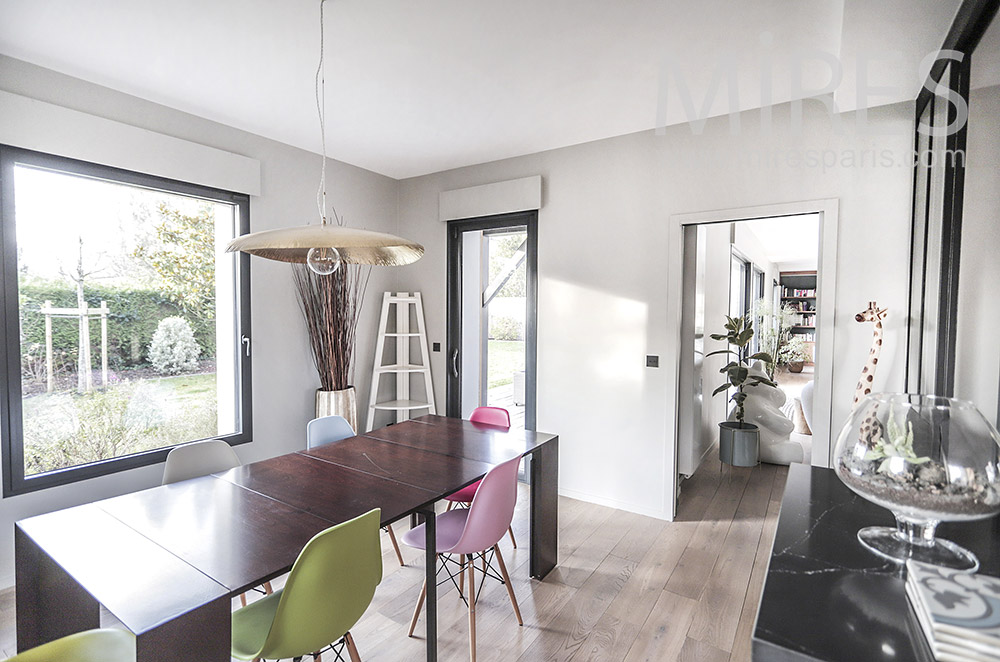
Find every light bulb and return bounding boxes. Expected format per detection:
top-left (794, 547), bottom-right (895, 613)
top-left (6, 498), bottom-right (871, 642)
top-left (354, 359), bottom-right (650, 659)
top-left (306, 246), bottom-right (341, 275)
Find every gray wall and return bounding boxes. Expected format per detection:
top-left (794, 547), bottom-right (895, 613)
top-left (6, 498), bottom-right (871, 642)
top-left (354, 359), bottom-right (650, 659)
top-left (0, 56), bottom-right (399, 588)
top-left (394, 99), bottom-right (915, 518)
top-left (954, 84), bottom-right (1000, 422)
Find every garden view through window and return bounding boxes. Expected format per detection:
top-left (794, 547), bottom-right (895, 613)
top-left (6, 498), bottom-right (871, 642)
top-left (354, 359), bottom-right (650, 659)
top-left (6, 157), bottom-right (245, 481)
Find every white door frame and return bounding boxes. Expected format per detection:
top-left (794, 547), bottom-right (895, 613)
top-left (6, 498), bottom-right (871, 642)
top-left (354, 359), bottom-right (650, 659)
top-left (664, 199), bottom-right (839, 517)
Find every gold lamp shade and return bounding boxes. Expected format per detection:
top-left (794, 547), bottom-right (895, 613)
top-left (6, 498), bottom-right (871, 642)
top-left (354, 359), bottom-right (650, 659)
top-left (226, 224), bottom-right (424, 267)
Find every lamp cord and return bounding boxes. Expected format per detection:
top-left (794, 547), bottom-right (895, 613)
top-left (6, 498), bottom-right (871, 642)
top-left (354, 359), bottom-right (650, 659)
top-left (315, 0), bottom-right (343, 227)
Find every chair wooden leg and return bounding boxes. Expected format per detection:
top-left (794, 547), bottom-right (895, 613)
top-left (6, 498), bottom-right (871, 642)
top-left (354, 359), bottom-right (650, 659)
top-left (507, 525), bottom-right (517, 548)
top-left (345, 631), bottom-right (362, 662)
top-left (458, 555), bottom-right (467, 598)
top-left (467, 554), bottom-right (477, 662)
top-left (312, 652), bottom-right (322, 661)
top-left (408, 579), bottom-right (427, 637)
top-left (239, 592), bottom-right (247, 607)
top-left (385, 525), bottom-right (405, 567)
top-left (494, 545), bottom-right (523, 625)
top-left (446, 501), bottom-right (454, 511)
top-left (263, 581), bottom-right (274, 594)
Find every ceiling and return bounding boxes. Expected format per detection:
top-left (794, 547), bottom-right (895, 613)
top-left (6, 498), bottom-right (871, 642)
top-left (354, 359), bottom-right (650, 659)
top-left (0, 0), bottom-right (962, 179)
top-left (743, 215), bottom-right (820, 267)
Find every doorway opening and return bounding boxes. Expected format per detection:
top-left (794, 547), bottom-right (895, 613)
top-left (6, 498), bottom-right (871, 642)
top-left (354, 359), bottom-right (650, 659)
top-left (678, 212), bottom-right (827, 478)
top-left (446, 212), bottom-right (538, 432)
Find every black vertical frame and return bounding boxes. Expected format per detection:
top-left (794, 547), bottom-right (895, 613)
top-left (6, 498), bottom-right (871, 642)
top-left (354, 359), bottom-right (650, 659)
top-left (905, 0), bottom-right (999, 397)
top-left (0, 145), bottom-right (253, 496)
top-left (446, 211), bottom-right (538, 430)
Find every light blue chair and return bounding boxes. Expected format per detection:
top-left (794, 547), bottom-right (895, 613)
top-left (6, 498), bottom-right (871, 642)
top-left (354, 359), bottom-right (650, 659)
top-left (306, 415), bottom-right (357, 450)
top-left (306, 415), bottom-right (405, 567)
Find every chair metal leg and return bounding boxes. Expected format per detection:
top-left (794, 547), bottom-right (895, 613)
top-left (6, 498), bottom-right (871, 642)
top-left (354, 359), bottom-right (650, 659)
top-left (385, 525), bottom-right (405, 567)
top-left (493, 545), bottom-right (523, 625)
top-left (345, 631), bottom-right (362, 662)
top-left (408, 579), bottom-right (427, 637)
top-left (507, 526), bottom-right (517, 549)
top-left (467, 554), bottom-right (477, 662)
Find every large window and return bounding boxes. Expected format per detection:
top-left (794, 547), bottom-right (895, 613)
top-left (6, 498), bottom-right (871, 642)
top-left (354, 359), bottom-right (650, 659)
top-left (1, 146), bottom-right (252, 495)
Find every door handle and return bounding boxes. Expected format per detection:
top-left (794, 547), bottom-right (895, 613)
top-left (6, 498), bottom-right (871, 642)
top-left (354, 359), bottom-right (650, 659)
top-left (450, 348), bottom-right (459, 378)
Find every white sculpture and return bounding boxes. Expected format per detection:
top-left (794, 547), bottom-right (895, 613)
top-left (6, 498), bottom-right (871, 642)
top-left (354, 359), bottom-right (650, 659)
top-left (728, 360), bottom-right (803, 465)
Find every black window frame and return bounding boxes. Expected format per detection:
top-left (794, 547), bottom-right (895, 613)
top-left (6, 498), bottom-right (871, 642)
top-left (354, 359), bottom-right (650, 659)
top-left (0, 145), bottom-right (253, 497)
top-left (905, 0), bottom-right (1000, 396)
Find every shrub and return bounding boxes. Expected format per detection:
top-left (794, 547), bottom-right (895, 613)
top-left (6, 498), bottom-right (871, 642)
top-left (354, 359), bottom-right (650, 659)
top-left (490, 315), bottom-right (524, 341)
top-left (17, 281), bottom-right (216, 371)
top-left (149, 317), bottom-right (200, 374)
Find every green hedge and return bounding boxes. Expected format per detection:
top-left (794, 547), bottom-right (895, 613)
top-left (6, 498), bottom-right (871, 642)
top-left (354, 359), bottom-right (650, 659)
top-left (18, 282), bottom-right (215, 370)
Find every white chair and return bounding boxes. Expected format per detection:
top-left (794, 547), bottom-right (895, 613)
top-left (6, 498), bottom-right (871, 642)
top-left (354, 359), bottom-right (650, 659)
top-left (162, 439), bottom-right (241, 485)
top-left (162, 439), bottom-right (272, 605)
top-left (306, 415), bottom-right (406, 567)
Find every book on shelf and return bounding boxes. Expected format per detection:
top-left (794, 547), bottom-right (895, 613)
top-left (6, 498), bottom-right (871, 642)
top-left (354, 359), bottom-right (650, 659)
top-left (906, 560), bottom-right (1000, 661)
top-left (782, 287), bottom-right (817, 298)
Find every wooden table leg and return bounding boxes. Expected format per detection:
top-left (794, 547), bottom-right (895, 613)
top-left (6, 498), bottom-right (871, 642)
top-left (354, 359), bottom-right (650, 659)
top-left (421, 508), bottom-right (437, 662)
top-left (134, 596), bottom-right (231, 662)
top-left (15, 526), bottom-right (100, 652)
top-left (529, 437), bottom-right (558, 579)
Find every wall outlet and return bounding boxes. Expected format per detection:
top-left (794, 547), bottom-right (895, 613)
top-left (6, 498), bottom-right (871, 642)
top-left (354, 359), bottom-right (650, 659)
top-left (432, 342), bottom-right (441, 352)
top-left (646, 355), bottom-right (659, 368)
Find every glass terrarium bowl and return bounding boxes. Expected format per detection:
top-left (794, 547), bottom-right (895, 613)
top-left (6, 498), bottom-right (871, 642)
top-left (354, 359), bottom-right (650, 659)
top-left (833, 393), bottom-right (1000, 571)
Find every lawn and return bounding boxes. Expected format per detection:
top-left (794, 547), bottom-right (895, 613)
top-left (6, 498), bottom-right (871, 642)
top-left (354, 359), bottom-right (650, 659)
top-left (21, 372), bottom-right (219, 475)
top-left (487, 340), bottom-right (525, 389)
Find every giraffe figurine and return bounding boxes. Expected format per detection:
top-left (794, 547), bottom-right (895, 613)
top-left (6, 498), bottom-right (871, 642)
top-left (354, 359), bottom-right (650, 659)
top-left (854, 301), bottom-right (888, 446)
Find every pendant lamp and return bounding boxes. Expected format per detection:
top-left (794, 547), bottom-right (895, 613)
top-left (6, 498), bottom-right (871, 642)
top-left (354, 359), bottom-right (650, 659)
top-left (226, 0), bottom-right (423, 274)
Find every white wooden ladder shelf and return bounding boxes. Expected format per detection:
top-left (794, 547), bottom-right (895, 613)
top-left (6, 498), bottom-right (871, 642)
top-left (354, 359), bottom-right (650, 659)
top-left (366, 292), bottom-right (436, 432)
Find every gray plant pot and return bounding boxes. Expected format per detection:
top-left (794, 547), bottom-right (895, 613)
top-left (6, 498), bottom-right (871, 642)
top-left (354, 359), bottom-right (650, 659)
top-left (719, 421), bottom-right (760, 467)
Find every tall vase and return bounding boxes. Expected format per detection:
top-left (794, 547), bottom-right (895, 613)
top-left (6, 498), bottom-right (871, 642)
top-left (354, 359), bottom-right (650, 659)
top-left (315, 386), bottom-right (358, 434)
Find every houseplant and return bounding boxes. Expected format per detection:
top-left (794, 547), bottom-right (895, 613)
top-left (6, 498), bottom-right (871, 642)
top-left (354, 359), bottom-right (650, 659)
top-left (777, 335), bottom-right (812, 373)
top-left (710, 314), bottom-right (775, 466)
top-left (293, 263), bottom-right (369, 432)
top-left (753, 300), bottom-right (796, 379)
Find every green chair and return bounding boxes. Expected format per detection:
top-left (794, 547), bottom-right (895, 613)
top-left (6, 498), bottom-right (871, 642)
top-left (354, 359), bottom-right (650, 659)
top-left (232, 508), bottom-right (383, 662)
top-left (6, 628), bottom-right (135, 662)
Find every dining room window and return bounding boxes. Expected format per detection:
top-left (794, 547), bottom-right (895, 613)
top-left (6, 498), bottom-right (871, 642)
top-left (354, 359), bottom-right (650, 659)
top-left (0, 145), bottom-right (252, 496)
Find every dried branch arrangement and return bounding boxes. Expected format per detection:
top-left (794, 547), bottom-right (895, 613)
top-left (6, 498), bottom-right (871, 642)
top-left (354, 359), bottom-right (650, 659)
top-left (293, 264), bottom-right (370, 391)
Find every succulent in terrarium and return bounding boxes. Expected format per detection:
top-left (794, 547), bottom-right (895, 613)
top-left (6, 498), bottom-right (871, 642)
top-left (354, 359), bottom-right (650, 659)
top-left (863, 405), bottom-right (931, 475)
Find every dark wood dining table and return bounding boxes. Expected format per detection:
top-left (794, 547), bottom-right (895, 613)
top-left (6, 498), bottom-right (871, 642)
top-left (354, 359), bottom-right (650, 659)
top-left (14, 415), bottom-right (559, 662)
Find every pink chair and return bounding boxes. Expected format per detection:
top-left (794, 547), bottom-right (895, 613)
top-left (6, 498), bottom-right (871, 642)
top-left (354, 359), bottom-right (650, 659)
top-left (444, 407), bottom-right (517, 548)
top-left (403, 455), bottom-right (523, 662)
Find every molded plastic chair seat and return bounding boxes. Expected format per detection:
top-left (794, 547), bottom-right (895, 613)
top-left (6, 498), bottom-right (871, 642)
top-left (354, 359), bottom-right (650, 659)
top-left (231, 508), bottom-right (382, 661)
top-left (5, 628), bottom-right (135, 662)
top-left (443, 407), bottom-right (517, 548)
top-left (401, 508), bottom-right (470, 552)
top-left (162, 439), bottom-right (241, 485)
top-left (444, 482), bottom-right (479, 503)
top-left (405, 456), bottom-right (523, 661)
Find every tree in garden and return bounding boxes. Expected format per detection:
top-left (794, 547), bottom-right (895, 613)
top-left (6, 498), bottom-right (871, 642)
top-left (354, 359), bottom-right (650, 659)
top-left (60, 237), bottom-right (108, 393)
top-left (133, 203), bottom-right (216, 325)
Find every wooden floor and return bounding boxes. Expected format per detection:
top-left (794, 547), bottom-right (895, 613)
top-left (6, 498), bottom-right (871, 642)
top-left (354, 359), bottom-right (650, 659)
top-left (0, 453), bottom-right (787, 661)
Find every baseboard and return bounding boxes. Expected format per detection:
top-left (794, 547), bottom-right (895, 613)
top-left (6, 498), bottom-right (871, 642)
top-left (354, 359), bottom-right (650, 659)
top-left (557, 487), bottom-right (672, 522)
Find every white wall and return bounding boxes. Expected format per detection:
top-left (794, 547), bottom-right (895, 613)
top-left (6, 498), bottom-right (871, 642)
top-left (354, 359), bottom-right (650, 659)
top-left (954, 84), bottom-right (1000, 424)
top-left (395, 99), bottom-right (915, 520)
top-left (733, 223), bottom-right (780, 306)
top-left (0, 56), bottom-right (399, 587)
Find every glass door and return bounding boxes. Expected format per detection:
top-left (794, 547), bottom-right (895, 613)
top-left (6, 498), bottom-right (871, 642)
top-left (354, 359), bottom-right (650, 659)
top-left (446, 212), bottom-right (537, 431)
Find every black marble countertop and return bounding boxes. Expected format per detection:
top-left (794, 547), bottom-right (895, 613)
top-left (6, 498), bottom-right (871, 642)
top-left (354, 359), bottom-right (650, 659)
top-left (753, 464), bottom-right (1000, 662)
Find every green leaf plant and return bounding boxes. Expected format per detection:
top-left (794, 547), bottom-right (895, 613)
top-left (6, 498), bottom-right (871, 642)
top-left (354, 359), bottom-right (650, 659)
top-left (708, 314), bottom-right (776, 425)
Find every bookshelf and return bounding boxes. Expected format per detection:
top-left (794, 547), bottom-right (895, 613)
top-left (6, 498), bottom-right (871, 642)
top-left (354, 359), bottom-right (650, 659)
top-left (780, 270), bottom-right (817, 363)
